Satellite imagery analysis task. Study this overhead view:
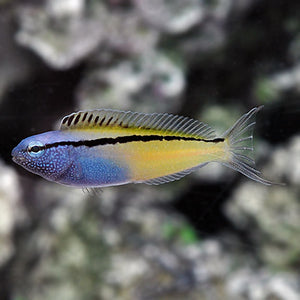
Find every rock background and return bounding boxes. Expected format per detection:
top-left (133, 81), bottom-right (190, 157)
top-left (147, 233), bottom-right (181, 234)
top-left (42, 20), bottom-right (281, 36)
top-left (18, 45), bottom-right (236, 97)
top-left (0, 0), bottom-right (299, 299)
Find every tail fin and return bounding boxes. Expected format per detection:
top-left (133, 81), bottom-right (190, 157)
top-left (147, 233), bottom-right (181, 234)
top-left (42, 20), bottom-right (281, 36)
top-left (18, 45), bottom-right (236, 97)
top-left (221, 106), bottom-right (274, 185)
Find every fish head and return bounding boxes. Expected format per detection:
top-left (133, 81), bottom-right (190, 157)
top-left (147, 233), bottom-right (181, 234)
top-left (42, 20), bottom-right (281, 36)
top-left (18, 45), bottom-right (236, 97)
top-left (12, 131), bottom-right (72, 182)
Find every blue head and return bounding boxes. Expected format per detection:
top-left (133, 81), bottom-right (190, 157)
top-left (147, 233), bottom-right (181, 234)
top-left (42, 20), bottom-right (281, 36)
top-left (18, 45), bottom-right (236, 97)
top-left (12, 131), bottom-right (73, 182)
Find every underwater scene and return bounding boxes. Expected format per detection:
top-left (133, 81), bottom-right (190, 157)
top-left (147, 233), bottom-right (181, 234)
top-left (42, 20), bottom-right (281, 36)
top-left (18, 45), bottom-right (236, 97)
top-left (0, 1), bottom-right (299, 299)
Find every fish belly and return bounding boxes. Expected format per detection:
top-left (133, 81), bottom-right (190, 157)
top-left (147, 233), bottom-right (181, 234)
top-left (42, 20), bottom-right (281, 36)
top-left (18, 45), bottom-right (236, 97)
top-left (58, 146), bottom-right (130, 187)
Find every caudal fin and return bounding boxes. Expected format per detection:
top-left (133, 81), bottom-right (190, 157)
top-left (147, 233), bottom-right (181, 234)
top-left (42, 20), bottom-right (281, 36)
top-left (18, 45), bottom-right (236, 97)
top-left (221, 106), bottom-right (275, 185)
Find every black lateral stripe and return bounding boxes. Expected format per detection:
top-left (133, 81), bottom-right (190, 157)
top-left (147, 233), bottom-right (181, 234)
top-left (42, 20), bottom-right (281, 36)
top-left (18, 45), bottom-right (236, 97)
top-left (44, 135), bottom-right (225, 149)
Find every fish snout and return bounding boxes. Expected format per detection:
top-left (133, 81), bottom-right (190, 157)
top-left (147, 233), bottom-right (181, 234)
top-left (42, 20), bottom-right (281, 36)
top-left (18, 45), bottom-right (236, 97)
top-left (11, 146), bottom-right (26, 164)
top-left (11, 146), bottom-right (18, 158)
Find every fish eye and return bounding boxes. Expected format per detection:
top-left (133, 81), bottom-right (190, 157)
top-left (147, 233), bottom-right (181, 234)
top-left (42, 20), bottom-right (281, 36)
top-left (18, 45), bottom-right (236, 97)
top-left (27, 141), bottom-right (45, 157)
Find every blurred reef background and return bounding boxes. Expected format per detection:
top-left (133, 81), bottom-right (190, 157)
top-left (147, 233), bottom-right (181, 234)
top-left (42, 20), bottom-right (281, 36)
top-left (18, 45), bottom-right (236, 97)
top-left (0, 0), bottom-right (300, 299)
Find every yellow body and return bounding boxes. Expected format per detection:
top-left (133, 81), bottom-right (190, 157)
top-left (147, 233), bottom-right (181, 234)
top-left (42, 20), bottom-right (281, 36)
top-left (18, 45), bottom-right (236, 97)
top-left (73, 126), bottom-right (227, 182)
top-left (120, 140), bottom-right (225, 181)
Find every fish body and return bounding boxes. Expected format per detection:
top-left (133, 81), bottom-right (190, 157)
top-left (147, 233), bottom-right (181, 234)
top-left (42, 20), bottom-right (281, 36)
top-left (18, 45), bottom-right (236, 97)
top-left (12, 107), bottom-right (273, 187)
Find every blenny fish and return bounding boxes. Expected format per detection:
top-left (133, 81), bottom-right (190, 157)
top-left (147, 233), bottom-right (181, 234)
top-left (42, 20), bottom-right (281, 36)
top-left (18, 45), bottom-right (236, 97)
top-left (12, 106), bottom-right (273, 187)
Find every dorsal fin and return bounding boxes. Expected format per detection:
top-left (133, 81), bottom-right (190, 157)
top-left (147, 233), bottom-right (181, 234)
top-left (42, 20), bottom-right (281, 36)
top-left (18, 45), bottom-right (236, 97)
top-left (60, 109), bottom-right (216, 139)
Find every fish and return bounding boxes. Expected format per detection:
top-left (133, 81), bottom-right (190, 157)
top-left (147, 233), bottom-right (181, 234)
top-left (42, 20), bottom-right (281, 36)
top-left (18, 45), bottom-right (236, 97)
top-left (11, 106), bottom-right (274, 187)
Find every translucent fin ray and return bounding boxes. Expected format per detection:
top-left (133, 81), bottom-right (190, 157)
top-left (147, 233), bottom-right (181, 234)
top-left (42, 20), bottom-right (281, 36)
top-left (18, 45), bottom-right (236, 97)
top-left (60, 109), bottom-right (216, 139)
top-left (222, 106), bottom-right (275, 185)
top-left (135, 163), bottom-right (208, 185)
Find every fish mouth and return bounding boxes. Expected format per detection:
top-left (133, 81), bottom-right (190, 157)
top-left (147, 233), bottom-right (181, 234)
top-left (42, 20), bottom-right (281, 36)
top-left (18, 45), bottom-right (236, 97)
top-left (11, 147), bottom-right (26, 164)
top-left (12, 155), bottom-right (25, 164)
